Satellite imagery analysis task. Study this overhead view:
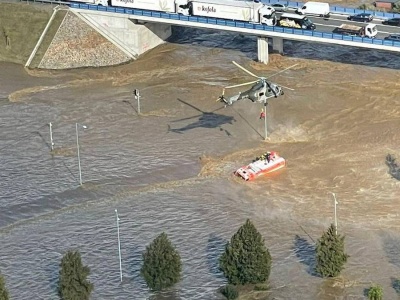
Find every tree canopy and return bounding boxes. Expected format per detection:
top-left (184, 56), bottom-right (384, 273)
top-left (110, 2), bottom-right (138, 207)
top-left (58, 250), bottom-right (93, 300)
top-left (0, 273), bottom-right (9, 300)
top-left (141, 232), bottom-right (182, 291)
top-left (219, 219), bottom-right (272, 285)
top-left (315, 224), bottom-right (349, 277)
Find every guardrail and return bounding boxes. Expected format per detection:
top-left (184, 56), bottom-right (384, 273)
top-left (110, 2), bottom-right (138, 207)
top-left (70, 3), bottom-right (400, 48)
top-left (262, 0), bottom-right (400, 19)
top-left (19, 0), bottom-right (70, 5)
top-left (21, 0), bottom-right (400, 19)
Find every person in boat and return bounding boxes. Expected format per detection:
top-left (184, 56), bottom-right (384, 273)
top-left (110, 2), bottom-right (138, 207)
top-left (266, 152), bottom-right (271, 163)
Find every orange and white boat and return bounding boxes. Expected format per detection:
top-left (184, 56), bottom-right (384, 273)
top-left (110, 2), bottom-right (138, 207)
top-left (234, 151), bottom-right (286, 181)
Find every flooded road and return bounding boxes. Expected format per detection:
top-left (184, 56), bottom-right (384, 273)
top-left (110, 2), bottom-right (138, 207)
top-left (1, 27), bottom-right (400, 299)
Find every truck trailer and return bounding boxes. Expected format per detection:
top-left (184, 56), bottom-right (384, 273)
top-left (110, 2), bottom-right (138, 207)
top-left (73, 0), bottom-right (109, 5)
top-left (111, 0), bottom-right (178, 13)
top-left (333, 24), bottom-right (377, 38)
top-left (278, 13), bottom-right (316, 30)
top-left (188, 0), bottom-right (275, 24)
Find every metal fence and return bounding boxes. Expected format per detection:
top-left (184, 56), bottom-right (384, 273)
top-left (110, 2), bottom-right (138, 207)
top-left (70, 3), bottom-right (400, 48)
top-left (262, 0), bottom-right (400, 19)
top-left (22, 0), bottom-right (400, 18)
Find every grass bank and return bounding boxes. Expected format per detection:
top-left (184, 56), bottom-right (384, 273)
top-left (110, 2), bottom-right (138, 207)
top-left (0, 2), bottom-right (64, 65)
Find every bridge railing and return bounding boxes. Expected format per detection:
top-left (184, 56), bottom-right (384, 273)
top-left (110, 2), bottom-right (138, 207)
top-left (261, 0), bottom-right (400, 19)
top-left (70, 3), bottom-right (400, 49)
top-left (21, 0), bottom-right (400, 19)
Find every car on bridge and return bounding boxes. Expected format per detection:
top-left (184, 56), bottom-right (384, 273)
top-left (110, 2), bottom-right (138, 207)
top-left (347, 13), bottom-right (374, 22)
top-left (271, 3), bottom-right (288, 12)
top-left (384, 34), bottom-right (400, 41)
top-left (382, 18), bottom-right (400, 26)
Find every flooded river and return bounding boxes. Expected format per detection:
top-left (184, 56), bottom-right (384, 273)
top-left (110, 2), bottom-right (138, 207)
top-left (1, 27), bottom-right (400, 299)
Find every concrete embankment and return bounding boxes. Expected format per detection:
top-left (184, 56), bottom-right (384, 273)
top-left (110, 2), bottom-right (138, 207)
top-left (37, 11), bottom-right (132, 69)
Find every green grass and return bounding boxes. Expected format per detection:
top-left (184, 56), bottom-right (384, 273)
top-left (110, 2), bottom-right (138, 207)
top-left (30, 9), bottom-right (67, 68)
top-left (0, 3), bottom-right (56, 64)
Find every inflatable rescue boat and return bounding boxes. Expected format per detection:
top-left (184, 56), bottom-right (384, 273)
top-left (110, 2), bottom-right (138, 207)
top-left (234, 151), bottom-right (286, 181)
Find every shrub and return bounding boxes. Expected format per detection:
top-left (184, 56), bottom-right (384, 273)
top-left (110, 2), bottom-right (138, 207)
top-left (386, 154), bottom-right (400, 180)
top-left (358, 3), bottom-right (376, 10)
top-left (368, 285), bottom-right (383, 300)
top-left (0, 273), bottom-right (9, 300)
top-left (58, 250), bottom-right (93, 300)
top-left (141, 232), bottom-right (182, 291)
top-left (219, 284), bottom-right (238, 300)
top-left (315, 224), bottom-right (349, 277)
top-left (254, 283), bottom-right (269, 291)
top-left (219, 219), bottom-right (272, 285)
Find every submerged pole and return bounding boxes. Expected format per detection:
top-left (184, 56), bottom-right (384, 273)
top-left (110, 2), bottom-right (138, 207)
top-left (264, 103), bottom-right (268, 140)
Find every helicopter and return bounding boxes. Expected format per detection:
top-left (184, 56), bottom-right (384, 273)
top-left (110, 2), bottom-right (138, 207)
top-left (217, 61), bottom-right (297, 106)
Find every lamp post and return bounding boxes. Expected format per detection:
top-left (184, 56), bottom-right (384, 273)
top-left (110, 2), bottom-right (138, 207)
top-left (331, 192), bottom-right (338, 235)
top-left (49, 122), bottom-right (54, 151)
top-left (75, 123), bottom-right (87, 186)
top-left (133, 89), bottom-right (141, 115)
top-left (115, 209), bottom-right (123, 282)
top-left (264, 103), bottom-right (268, 140)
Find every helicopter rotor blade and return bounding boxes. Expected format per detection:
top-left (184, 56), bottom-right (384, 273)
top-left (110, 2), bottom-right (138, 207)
top-left (232, 61), bottom-right (260, 79)
top-left (224, 80), bottom-right (258, 89)
top-left (266, 64), bottom-right (299, 80)
top-left (177, 98), bottom-right (204, 114)
top-left (279, 84), bottom-right (295, 91)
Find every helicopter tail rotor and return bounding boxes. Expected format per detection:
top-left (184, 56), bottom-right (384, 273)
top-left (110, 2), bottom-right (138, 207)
top-left (216, 88), bottom-right (229, 105)
top-left (216, 95), bottom-right (229, 105)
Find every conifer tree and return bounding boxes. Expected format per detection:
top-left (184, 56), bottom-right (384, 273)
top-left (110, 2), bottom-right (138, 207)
top-left (141, 232), bottom-right (182, 291)
top-left (315, 224), bottom-right (349, 277)
top-left (219, 219), bottom-right (272, 285)
top-left (0, 273), bottom-right (9, 300)
top-left (58, 250), bottom-right (93, 300)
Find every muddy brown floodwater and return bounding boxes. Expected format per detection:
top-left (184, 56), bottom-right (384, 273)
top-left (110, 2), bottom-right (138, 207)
top-left (0, 27), bottom-right (400, 299)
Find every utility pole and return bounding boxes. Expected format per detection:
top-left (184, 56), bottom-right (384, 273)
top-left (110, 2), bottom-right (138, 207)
top-left (49, 122), bottom-right (54, 151)
top-left (115, 209), bottom-right (123, 282)
top-left (75, 123), bottom-right (87, 186)
top-left (331, 192), bottom-right (338, 235)
top-left (264, 103), bottom-right (268, 140)
top-left (133, 89), bottom-right (141, 115)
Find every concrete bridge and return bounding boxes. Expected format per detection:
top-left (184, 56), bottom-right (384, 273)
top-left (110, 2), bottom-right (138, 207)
top-left (25, 1), bottom-right (400, 68)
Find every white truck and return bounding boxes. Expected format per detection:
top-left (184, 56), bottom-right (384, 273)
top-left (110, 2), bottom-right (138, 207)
top-left (295, 1), bottom-right (330, 19)
top-left (187, 0), bottom-right (276, 25)
top-left (72, 0), bottom-right (109, 5)
top-left (334, 23), bottom-right (377, 38)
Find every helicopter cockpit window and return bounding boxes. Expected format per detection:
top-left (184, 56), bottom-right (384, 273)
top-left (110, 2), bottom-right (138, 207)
top-left (259, 92), bottom-right (265, 96)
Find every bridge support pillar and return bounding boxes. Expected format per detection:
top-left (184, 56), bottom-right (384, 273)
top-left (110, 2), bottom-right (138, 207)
top-left (257, 37), bottom-right (269, 64)
top-left (272, 37), bottom-right (284, 54)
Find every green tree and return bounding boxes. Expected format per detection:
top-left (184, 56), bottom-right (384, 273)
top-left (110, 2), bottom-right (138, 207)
top-left (368, 285), bottom-right (383, 300)
top-left (0, 273), bottom-right (9, 300)
top-left (141, 232), bottom-right (182, 291)
top-left (219, 284), bottom-right (239, 299)
top-left (58, 250), bottom-right (93, 300)
top-left (219, 219), bottom-right (272, 285)
top-left (315, 224), bottom-right (349, 277)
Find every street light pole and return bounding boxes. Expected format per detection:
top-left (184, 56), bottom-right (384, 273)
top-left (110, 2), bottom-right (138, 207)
top-left (75, 123), bottom-right (87, 186)
top-left (49, 122), bottom-right (54, 151)
top-left (115, 209), bottom-right (123, 282)
top-left (331, 192), bottom-right (338, 235)
top-left (134, 89), bottom-right (141, 115)
top-left (264, 103), bottom-right (268, 140)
